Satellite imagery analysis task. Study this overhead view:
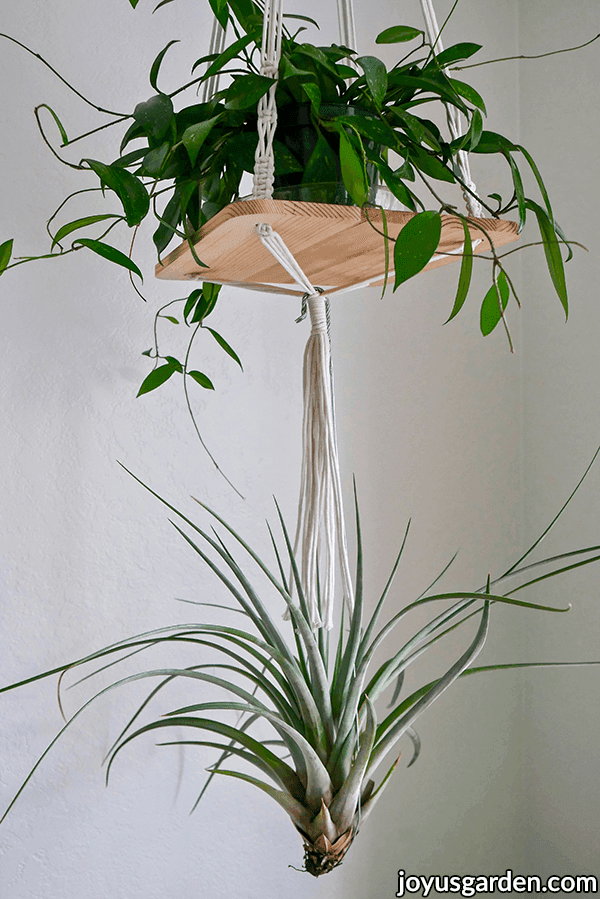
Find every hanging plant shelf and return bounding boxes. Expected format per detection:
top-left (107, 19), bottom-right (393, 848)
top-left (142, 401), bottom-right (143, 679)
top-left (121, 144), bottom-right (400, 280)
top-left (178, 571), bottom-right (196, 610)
top-left (155, 199), bottom-right (520, 295)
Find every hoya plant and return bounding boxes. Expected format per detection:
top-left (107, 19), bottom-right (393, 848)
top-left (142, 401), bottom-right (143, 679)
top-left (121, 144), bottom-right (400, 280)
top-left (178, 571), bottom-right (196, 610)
top-left (2, 463), bottom-right (600, 876)
top-left (0, 0), bottom-right (585, 413)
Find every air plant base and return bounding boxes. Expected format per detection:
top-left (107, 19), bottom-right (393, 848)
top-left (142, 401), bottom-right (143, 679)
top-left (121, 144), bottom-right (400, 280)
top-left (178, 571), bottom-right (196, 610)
top-left (2, 461), bottom-right (600, 877)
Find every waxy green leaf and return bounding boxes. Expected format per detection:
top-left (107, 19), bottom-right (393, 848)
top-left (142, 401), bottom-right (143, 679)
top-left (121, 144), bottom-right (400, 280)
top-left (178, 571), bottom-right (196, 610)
top-left (133, 93), bottom-right (174, 141)
top-left (445, 218), bottom-right (473, 323)
top-left (84, 159), bottom-right (149, 227)
top-left (339, 129), bottom-right (368, 206)
top-left (51, 214), bottom-right (123, 250)
top-left (224, 74), bottom-right (273, 110)
top-left (149, 40), bottom-right (180, 91)
top-left (480, 269), bottom-right (510, 336)
top-left (356, 56), bottom-right (388, 108)
top-left (393, 211), bottom-right (441, 289)
top-left (181, 116), bottom-right (221, 166)
top-left (188, 371), bottom-right (215, 390)
top-left (376, 25), bottom-right (423, 44)
top-left (74, 238), bottom-right (143, 280)
top-left (0, 239), bottom-right (14, 275)
top-left (206, 328), bottom-right (243, 370)
top-left (432, 42), bottom-right (482, 69)
top-left (526, 199), bottom-right (568, 317)
top-left (137, 362), bottom-right (177, 397)
top-left (36, 104), bottom-right (69, 146)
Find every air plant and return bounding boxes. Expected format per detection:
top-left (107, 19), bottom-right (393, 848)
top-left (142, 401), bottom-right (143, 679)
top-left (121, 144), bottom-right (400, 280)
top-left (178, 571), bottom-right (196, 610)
top-left (2, 460), bottom-right (600, 876)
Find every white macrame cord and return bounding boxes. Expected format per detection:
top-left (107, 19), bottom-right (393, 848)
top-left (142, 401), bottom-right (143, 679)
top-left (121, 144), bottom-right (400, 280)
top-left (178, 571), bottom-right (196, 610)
top-left (256, 224), bottom-right (354, 630)
top-left (418, 0), bottom-right (485, 218)
top-left (251, 0), bottom-right (284, 200)
top-left (245, 0), bottom-right (485, 629)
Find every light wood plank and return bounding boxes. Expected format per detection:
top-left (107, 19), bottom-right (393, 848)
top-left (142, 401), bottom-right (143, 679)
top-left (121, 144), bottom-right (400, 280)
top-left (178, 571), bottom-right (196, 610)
top-left (155, 200), bottom-right (519, 296)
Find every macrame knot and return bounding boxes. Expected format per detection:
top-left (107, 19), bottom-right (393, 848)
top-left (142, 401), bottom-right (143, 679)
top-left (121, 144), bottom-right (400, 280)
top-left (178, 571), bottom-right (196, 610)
top-left (308, 294), bottom-right (327, 334)
top-left (260, 61), bottom-right (279, 77)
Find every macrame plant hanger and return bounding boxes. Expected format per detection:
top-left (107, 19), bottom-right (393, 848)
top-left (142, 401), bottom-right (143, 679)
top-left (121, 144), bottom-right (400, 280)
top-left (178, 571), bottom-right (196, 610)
top-left (157, 0), bottom-right (519, 628)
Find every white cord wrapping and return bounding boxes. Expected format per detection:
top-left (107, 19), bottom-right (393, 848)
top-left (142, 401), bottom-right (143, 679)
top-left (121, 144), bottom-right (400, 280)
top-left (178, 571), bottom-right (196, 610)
top-left (257, 224), bottom-right (354, 629)
top-left (251, 0), bottom-right (284, 199)
top-left (419, 0), bottom-right (485, 218)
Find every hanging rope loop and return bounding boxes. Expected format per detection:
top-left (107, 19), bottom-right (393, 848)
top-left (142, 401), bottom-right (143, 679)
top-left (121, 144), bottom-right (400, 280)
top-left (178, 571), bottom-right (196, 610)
top-left (418, 0), bottom-right (485, 218)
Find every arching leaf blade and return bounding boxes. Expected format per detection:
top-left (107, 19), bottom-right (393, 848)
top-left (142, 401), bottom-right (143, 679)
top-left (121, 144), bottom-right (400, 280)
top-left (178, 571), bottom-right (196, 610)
top-left (393, 211), bottom-right (441, 289)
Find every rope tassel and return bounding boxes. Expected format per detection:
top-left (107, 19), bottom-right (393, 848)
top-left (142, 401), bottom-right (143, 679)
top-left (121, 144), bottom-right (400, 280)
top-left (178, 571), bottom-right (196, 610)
top-left (295, 294), bottom-right (354, 629)
top-left (256, 224), bottom-right (354, 629)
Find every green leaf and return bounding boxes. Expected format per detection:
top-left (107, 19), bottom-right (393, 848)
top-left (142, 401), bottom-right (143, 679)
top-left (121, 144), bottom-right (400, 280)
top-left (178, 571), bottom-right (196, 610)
top-left (480, 270), bottom-right (510, 336)
top-left (356, 56), bottom-right (388, 108)
top-left (517, 144), bottom-right (555, 223)
top-left (302, 132), bottom-right (338, 184)
top-left (393, 211), bottom-right (442, 289)
top-left (525, 199), bottom-right (568, 318)
top-left (191, 282), bottom-right (220, 322)
top-left (188, 371), bottom-right (215, 389)
top-left (0, 239), bottom-right (14, 275)
top-left (120, 120), bottom-right (145, 154)
top-left (445, 218), bottom-right (473, 323)
top-left (409, 146), bottom-right (455, 183)
top-left (375, 162), bottom-right (417, 211)
top-left (181, 116), bottom-right (221, 166)
top-left (206, 328), bottom-right (243, 370)
top-left (506, 153), bottom-right (526, 233)
top-left (302, 81), bottom-right (321, 111)
top-left (163, 316), bottom-right (179, 324)
top-left (376, 25), bottom-right (423, 44)
top-left (208, 0), bottom-right (229, 29)
top-left (74, 238), bottom-right (143, 280)
top-left (150, 40), bottom-right (180, 91)
top-left (201, 33), bottom-right (254, 80)
top-left (132, 93), bottom-right (174, 141)
top-left (137, 363), bottom-right (177, 397)
top-left (184, 288), bottom-right (202, 322)
top-left (390, 108), bottom-right (441, 151)
top-left (448, 78), bottom-right (487, 115)
top-left (339, 129), bottom-right (368, 206)
top-left (470, 130), bottom-right (516, 154)
top-left (51, 214), bottom-right (122, 250)
top-left (224, 74), bottom-right (273, 110)
top-left (36, 104), bottom-right (69, 145)
top-left (84, 159), bottom-right (150, 227)
top-left (141, 142), bottom-right (170, 176)
top-left (164, 355), bottom-right (183, 372)
top-left (433, 42), bottom-right (482, 69)
top-left (451, 109), bottom-right (483, 152)
top-left (337, 114), bottom-right (400, 150)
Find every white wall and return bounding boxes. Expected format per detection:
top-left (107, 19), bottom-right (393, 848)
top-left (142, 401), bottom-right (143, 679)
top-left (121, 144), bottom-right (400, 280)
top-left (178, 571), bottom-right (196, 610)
top-left (0, 1), bottom-right (597, 896)
top-left (518, 0), bottom-right (600, 880)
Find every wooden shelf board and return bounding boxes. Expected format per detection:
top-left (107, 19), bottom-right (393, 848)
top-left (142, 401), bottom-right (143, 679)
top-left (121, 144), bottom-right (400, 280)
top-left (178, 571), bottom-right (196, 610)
top-left (155, 199), bottom-right (519, 296)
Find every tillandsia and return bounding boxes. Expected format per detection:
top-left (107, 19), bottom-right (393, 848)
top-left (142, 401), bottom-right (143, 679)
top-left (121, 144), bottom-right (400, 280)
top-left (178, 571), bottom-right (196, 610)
top-left (2, 461), bottom-right (600, 876)
top-left (1, 0), bottom-right (595, 402)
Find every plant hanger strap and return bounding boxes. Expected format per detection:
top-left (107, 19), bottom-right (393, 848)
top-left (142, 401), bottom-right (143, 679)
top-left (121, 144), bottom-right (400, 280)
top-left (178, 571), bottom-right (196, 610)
top-left (256, 223), bottom-right (354, 629)
top-left (201, 17), bottom-right (227, 103)
top-left (251, 0), bottom-right (284, 200)
top-left (418, 0), bottom-right (485, 218)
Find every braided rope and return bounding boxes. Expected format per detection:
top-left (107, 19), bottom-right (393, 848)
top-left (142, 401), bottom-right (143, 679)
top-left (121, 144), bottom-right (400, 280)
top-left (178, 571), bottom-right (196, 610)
top-left (251, 0), bottom-right (283, 199)
top-left (419, 0), bottom-right (485, 218)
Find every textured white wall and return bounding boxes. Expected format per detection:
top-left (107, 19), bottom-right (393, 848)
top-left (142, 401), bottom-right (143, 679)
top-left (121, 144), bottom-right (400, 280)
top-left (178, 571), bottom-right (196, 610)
top-left (518, 0), bottom-right (600, 880)
top-left (0, 0), bottom-right (597, 896)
